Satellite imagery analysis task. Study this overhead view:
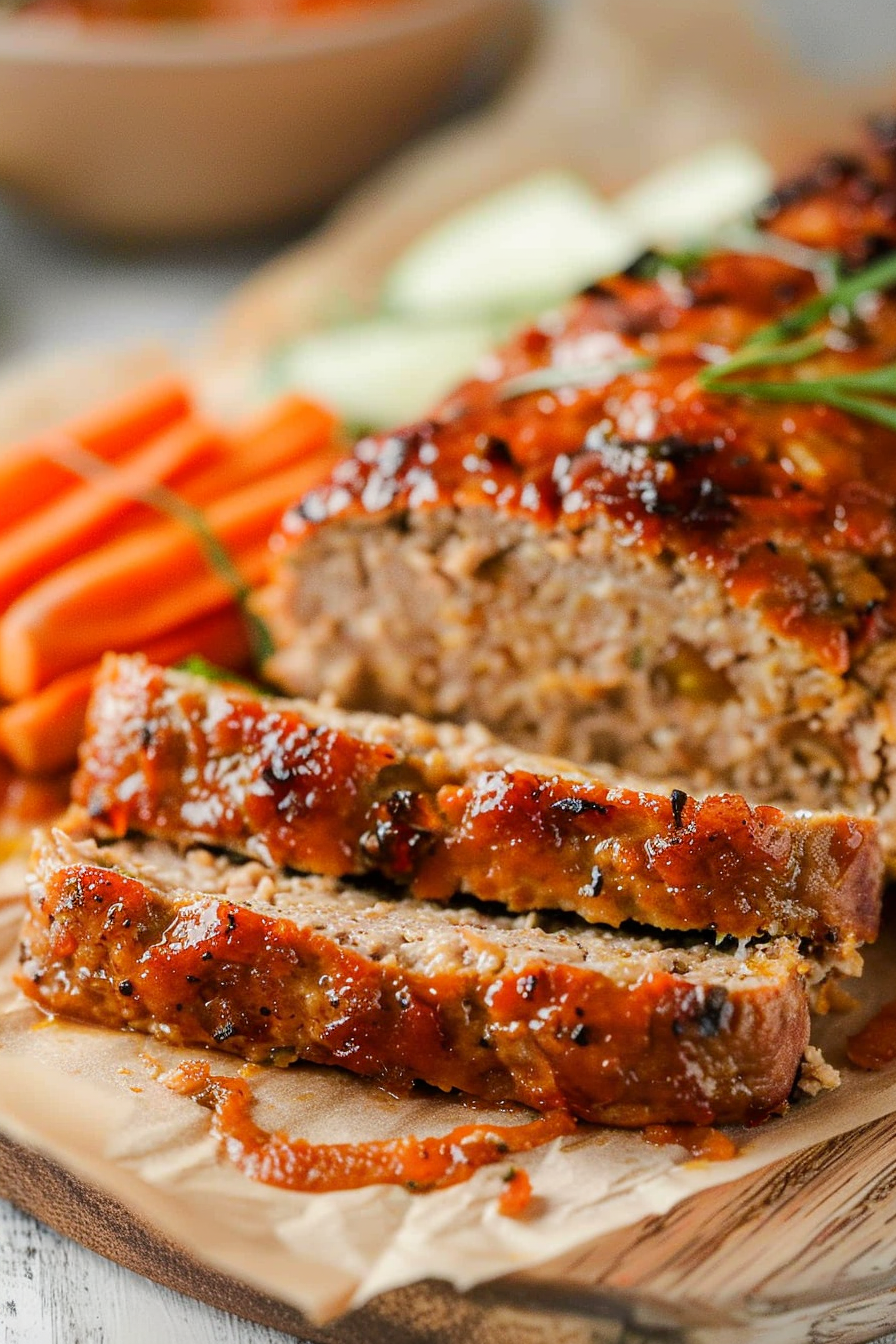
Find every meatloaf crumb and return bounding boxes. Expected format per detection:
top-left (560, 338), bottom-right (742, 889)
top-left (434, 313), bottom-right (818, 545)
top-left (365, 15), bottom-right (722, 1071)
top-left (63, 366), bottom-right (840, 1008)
top-left (797, 1044), bottom-right (841, 1097)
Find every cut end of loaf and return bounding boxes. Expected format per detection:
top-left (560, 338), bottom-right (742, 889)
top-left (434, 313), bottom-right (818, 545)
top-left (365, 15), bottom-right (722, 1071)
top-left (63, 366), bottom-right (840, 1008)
top-left (261, 504), bottom-right (896, 866)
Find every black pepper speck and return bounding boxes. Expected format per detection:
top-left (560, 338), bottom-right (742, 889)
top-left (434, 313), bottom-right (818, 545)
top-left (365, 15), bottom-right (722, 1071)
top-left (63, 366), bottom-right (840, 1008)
top-left (670, 789), bottom-right (688, 829)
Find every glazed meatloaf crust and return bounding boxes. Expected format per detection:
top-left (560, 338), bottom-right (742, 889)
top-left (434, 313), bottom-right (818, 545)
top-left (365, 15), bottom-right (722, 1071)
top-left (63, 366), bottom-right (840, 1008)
top-left (259, 124), bottom-right (896, 862)
top-left (75, 654), bottom-right (882, 953)
top-left (19, 829), bottom-right (813, 1126)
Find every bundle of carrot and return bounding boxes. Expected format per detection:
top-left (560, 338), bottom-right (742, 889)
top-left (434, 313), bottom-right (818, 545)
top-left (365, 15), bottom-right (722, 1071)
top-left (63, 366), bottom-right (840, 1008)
top-left (0, 374), bottom-right (341, 775)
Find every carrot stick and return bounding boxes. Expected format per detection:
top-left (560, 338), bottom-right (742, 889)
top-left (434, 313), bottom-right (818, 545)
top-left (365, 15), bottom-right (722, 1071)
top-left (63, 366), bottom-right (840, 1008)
top-left (0, 447), bottom-right (340, 698)
top-left (0, 666), bottom-right (94, 776)
top-left (0, 607), bottom-right (251, 776)
top-left (0, 375), bottom-right (190, 532)
top-left (0, 416), bottom-right (227, 610)
top-left (144, 603), bottom-right (253, 671)
top-left (185, 396), bottom-right (337, 505)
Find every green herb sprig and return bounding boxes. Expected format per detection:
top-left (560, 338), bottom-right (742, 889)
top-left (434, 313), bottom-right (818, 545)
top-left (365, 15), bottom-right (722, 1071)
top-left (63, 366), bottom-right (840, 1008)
top-left (498, 357), bottom-right (653, 401)
top-left (697, 250), bottom-right (896, 430)
top-left (177, 655), bottom-right (270, 693)
top-left (701, 334), bottom-right (828, 383)
top-left (701, 371), bottom-right (896, 432)
top-left (748, 248), bottom-right (896, 348)
top-left (143, 482), bottom-right (275, 663)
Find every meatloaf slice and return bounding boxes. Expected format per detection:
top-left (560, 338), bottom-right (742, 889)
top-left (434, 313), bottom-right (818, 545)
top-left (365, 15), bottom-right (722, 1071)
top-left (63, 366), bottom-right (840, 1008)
top-left (19, 829), bottom-right (813, 1127)
top-left (258, 130), bottom-right (896, 863)
top-left (73, 655), bottom-right (882, 954)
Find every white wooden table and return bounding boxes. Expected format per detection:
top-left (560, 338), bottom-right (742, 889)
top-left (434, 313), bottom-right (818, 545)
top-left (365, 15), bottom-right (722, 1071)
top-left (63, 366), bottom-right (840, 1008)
top-left (0, 1199), bottom-right (302, 1344)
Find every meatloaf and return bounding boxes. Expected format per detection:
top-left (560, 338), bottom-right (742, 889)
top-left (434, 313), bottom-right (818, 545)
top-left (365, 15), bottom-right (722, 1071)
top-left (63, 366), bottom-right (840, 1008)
top-left (19, 828), bottom-right (813, 1127)
top-left (259, 124), bottom-right (896, 862)
top-left (74, 654), bottom-right (882, 954)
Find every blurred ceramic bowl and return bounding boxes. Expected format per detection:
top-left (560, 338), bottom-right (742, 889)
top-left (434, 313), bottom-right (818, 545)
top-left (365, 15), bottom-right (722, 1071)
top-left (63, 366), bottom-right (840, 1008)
top-left (0, 0), bottom-right (531, 240)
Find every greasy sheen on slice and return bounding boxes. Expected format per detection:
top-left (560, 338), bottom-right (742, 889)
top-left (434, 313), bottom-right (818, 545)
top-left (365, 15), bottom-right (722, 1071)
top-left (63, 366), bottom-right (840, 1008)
top-left (20, 829), bottom-right (813, 1127)
top-left (74, 656), bottom-right (882, 953)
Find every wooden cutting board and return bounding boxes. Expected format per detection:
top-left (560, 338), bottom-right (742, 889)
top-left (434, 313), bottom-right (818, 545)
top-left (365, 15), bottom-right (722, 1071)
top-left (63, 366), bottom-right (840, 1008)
top-left (5, 1107), bottom-right (896, 1344)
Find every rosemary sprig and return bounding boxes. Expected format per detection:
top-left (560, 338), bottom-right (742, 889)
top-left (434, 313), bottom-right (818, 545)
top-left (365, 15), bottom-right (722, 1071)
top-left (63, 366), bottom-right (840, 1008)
top-left (747, 248), bottom-right (896, 347)
top-left (143, 483), bottom-right (275, 664)
top-left (698, 374), bottom-right (896, 432)
top-left (697, 249), bottom-right (896, 431)
top-left (700, 334), bottom-right (828, 384)
top-left (498, 357), bottom-right (653, 401)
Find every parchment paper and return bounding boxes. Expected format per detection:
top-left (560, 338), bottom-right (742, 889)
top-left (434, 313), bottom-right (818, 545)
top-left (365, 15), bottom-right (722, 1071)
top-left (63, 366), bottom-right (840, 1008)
top-left (2, 860), bottom-right (896, 1325)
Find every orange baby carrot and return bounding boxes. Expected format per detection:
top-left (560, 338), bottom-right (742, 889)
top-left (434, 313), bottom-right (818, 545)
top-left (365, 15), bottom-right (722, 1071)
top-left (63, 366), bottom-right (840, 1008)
top-left (0, 375), bottom-right (191, 532)
top-left (0, 606), bottom-right (252, 776)
top-left (0, 447), bottom-right (341, 698)
top-left (0, 415), bottom-right (227, 610)
top-left (0, 665), bottom-right (94, 776)
top-left (185, 396), bottom-right (338, 505)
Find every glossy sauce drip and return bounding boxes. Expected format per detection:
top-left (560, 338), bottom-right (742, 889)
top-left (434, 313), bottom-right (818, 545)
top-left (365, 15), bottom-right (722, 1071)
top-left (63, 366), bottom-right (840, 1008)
top-left (643, 1123), bottom-right (738, 1162)
top-left (846, 999), bottom-right (896, 1070)
top-left (164, 1061), bottom-right (576, 1194)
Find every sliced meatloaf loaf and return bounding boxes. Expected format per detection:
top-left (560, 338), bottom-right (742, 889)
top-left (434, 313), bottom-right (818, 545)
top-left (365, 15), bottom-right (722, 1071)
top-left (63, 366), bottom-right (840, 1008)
top-left (19, 828), bottom-right (813, 1127)
top-left (74, 654), bottom-right (882, 955)
top-left (259, 126), bottom-right (896, 862)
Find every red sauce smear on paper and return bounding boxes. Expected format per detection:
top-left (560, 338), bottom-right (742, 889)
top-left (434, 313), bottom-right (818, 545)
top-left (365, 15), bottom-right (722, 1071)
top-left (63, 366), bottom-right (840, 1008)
top-left (164, 1061), bottom-right (575, 1194)
top-left (643, 1124), bottom-right (738, 1162)
top-left (497, 1167), bottom-right (533, 1218)
top-left (847, 999), bottom-right (896, 1070)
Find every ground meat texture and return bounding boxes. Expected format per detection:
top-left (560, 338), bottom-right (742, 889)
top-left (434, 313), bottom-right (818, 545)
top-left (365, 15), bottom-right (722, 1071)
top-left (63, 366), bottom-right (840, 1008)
top-left (259, 127), bottom-right (896, 868)
top-left (20, 829), bottom-right (813, 1128)
top-left (74, 656), bottom-right (882, 955)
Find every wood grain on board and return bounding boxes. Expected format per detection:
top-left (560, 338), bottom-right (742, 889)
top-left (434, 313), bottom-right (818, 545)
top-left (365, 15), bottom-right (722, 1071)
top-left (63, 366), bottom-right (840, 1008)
top-left (6, 1110), bottom-right (896, 1344)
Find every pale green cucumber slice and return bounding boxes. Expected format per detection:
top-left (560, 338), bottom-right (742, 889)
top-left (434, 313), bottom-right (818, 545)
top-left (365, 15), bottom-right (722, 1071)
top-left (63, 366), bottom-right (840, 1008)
top-left (265, 145), bottom-right (776, 434)
top-left (615, 141), bottom-right (774, 247)
top-left (268, 318), bottom-right (501, 431)
top-left (381, 172), bottom-right (639, 321)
